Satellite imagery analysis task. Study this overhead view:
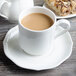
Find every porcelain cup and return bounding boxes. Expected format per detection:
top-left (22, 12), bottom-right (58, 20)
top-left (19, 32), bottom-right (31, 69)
top-left (19, 6), bottom-right (71, 55)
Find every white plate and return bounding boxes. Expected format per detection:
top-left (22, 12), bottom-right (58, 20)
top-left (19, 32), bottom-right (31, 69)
top-left (3, 25), bottom-right (73, 71)
top-left (43, 3), bottom-right (76, 19)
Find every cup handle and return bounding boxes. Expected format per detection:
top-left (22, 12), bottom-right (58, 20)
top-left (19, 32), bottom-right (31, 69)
top-left (55, 19), bottom-right (71, 38)
top-left (0, 1), bottom-right (11, 19)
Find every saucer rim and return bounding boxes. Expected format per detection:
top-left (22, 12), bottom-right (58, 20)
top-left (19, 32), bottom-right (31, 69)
top-left (3, 25), bottom-right (73, 71)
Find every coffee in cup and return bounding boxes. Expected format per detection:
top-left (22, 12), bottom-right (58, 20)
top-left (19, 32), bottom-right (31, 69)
top-left (21, 13), bottom-right (54, 31)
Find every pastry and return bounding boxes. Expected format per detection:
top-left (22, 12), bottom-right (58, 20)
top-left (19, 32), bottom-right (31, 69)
top-left (45, 0), bottom-right (76, 16)
top-left (71, 0), bottom-right (76, 14)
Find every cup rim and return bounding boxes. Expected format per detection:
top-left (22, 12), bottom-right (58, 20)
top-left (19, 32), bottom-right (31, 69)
top-left (19, 6), bottom-right (56, 32)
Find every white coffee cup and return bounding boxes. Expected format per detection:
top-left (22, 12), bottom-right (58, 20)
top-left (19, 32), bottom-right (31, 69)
top-left (19, 6), bottom-right (71, 56)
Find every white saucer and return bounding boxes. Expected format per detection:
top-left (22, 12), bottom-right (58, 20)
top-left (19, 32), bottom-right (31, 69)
top-left (3, 25), bottom-right (73, 71)
top-left (43, 3), bottom-right (76, 19)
